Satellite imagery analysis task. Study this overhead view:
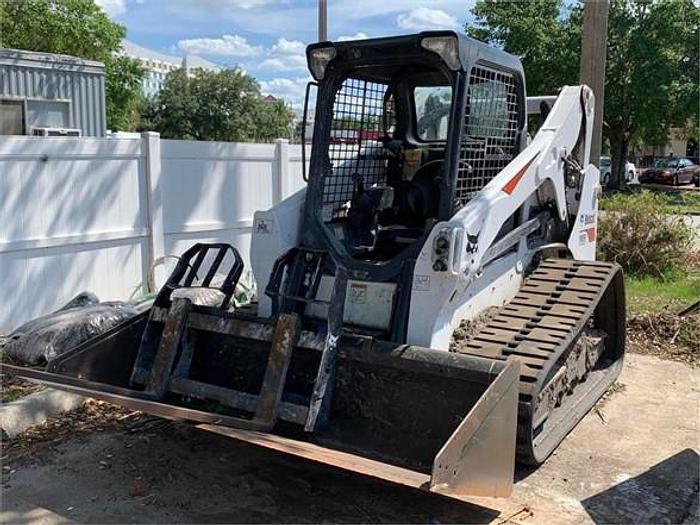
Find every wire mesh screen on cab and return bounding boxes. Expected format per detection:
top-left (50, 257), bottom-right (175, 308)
top-left (322, 77), bottom-right (393, 221)
top-left (455, 66), bottom-right (519, 209)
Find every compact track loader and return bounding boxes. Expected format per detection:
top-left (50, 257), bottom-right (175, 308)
top-left (3, 32), bottom-right (625, 500)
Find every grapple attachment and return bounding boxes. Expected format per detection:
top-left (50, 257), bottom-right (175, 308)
top-left (3, 243), bottom-right (520, 499)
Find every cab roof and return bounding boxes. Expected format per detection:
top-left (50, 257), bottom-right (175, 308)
top-left (306, 30), bottom-right (524, 79)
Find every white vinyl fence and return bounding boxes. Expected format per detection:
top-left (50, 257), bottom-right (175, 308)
top-left (0, 133), bottom-right (307, 331)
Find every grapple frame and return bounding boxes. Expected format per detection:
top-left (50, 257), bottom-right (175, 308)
top-left (3, 242), bottom-right (521, 499)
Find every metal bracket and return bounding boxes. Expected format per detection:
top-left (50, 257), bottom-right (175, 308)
top-left (146, 297), bottom-right (192, 398)
top-left (305, 266), bottom-right (348, 432)
top-left (253, 313), bottom-right (301, 430)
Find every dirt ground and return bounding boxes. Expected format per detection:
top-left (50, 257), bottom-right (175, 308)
top-left (1, 352), bottom-right (698, 525)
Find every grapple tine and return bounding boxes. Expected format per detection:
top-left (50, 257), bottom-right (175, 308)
top-left (253, 313), bottom-right (300, 429)
top-left (305, 266), bottom-right (348, 432)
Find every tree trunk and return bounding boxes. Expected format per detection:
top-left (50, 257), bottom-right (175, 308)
top-left (610, 133), bottom-right (629, 190)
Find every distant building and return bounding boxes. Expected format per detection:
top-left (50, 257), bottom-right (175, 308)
top-left (632, 124), bottom-right (699, 168)
top-left (0, 48), bottom-right (106, 137)
top-left (122, 40), bottom-right (221, 98)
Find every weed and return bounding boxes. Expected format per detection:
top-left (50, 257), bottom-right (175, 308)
top-left (598, 190), bottom-right (695, 277)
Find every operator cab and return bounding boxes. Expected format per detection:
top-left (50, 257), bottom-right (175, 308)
top-left (322, 68), bottom-right (450, 261)
top-left (303, 32), bottom-right (526, 274)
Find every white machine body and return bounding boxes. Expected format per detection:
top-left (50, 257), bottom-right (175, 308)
top-left (252, 86), bottom-right (599, 350)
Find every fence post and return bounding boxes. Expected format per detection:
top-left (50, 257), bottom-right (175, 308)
top-left (274, 138), bottom-right (290, 203)
top-left (142, 131), bottom-right (166, 289)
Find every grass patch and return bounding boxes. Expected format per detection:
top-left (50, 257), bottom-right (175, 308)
top-left (626, 272), bottom-right (700, 316)
top-left (625, 260), bottom-right (699, 366)
top-left (654, 190), bottom-right (700, 215)
top-left (602, 187), bottom-right (700, 215)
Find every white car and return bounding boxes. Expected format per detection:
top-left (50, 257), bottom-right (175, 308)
top-left (600, 156), bottom-right (637, 185)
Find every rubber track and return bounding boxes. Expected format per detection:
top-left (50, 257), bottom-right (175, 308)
top-left (460, 258), bottom-right (621, 463)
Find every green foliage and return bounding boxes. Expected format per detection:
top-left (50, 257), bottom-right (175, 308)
top-left (105, 56), bottom-right (145, 131)
top-left (332, 115), bottom-right (380, 131)
top-left (467, 0), bottom-right (699, 184)
top-left (652, 190), bottom-right (700, 215)
top-left (597, 190), bottom-right (695, 277)
top-left (142, 69), bottom-right (294, 142)
top-left (0, 0), bottom-right (145, 130)
top-left (0, 0), bottom-right (123, 61)
top-left (600, 188), bottom-right (700, 214)
top-left (605, 0), bottom-right (699, 179)
top-left (467, 0), bottom-right (581, 96)
top-left (626, 273), bottom-right (700, 315)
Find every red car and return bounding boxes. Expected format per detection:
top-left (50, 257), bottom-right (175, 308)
top-left (640, 157), bottom-right (700, 186)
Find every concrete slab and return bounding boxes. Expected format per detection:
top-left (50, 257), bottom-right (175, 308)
top-left (0, 499), bottom-right (71, 525)
top-left (472, 352), bottom-right (699, 523)
top-left (0, 389), bottom-right (85, 438)
top-left (1, 353), bottom-right (697, 524)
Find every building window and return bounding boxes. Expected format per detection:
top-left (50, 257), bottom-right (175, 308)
top-left (0, 99), bottom-right (26, 135)
top-left (26, 99), bottom-right (70, 130)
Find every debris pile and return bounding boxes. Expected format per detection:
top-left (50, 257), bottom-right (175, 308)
top-left (0, 375), bottom-right (43, 403)
top-left (627, 311), bottom-right (699, 366)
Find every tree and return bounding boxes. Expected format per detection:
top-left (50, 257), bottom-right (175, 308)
top-left (604, 0), bottom-right (699, 185)
top-left (467, 0), bottom-right (699, 186)
top-left (142, 69), bottom-right (295, 142)
top-left (0, 0), bottom-right (144, 131)
top-left (468, 0), bottom-right (582, 97)
top-left (105, 56), bottom-right (146, 131)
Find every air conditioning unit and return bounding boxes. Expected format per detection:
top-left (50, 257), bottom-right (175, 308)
top-left (31, 127), bottom-right (82, 137)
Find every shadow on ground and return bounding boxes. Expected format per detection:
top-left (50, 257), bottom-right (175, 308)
top-left (582, 448), bottom-right (699, 524)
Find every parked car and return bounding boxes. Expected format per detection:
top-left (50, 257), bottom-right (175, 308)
top-left (639, 157), bottom-right (700, 186)
top-left (600, 156), bottom-right (636, 186)
top-left (693, 169), bottom-right (699, 187)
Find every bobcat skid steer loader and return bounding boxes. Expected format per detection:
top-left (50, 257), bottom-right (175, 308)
top-left (3, 31), bottom-right (625, 500)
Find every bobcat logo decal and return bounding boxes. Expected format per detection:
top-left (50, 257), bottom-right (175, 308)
top-left (465, 231), bottom-right (480, 254)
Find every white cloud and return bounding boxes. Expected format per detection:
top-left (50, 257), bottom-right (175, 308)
top-left (260, 76), bottom-right (313, 112)
top-left (337, 32), bottom-right (369, 41)
top-left (260, 77), bottom-right (306, 97)
top-left (259, 55), bottom-right (307, 72)
top-left (270, 37), bottom-right (306, 55)
top-left (396, 7), bottom-right (459, 31)
top-left (177, 34), bottom-right (261, 57)
top-left (95, 0), bottom-right (126, 16)
top-left (195, 0), bottom-right (270, 8)
top-left (259, 37), bottom-right (308, 72)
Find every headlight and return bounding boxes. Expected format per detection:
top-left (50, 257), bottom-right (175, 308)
top-left (308, 46), bottom-right (336, 80)
top-left (421, 36), bottom-right (461, 71)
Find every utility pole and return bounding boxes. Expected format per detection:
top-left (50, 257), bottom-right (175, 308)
top-left (318, 0), bottom-right (328, 41)
top-left (579, 0), bottom-right (609, 170)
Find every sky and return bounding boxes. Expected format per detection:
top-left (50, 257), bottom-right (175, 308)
top-left (95, 0), bottom-right (475, 111)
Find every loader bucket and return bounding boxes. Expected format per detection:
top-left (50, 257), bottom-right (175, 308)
top-left (2, 245), bottom-right (520, 500)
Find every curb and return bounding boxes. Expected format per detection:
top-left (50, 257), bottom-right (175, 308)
top-left (0, 388), bottom-right (85, 438)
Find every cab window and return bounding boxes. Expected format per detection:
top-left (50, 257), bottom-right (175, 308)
top-left (414, 86), bottom-right (452, 141)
